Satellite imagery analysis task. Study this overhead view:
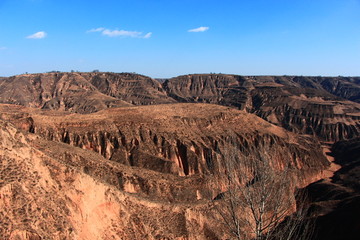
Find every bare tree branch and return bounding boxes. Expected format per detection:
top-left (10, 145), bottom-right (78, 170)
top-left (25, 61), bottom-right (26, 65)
top-left (211, 136), bottom-right (314, 240)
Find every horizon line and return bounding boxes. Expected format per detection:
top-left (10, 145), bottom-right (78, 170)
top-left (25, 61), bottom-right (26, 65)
top-left (1, 71), bottom-right (359, 79)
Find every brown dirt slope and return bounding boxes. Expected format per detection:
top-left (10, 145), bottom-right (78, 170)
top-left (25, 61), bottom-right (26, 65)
top-left (0, 103), bottom-right (331, 239)
top-left (0, 119), bottom-right (226, 239)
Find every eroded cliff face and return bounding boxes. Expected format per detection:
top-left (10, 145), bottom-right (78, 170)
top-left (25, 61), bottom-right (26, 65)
top-left (249, 86), bottom-right (360, 142)
top-left (0, 103), bottom-right (333, 239)
top-left (1, 73), bottom-right (359, 141)
top-left (0, 72), bottom-right (134, 113)
top-left (290, 76), bottom-right (360, 103)
top-left (82, 72), bottom-right (176, 105)
top-left (163, 74), bottom-right (251, 109)
top-left (0, 120), bottom-right (229, 239)
top-left (0, 72), bottom-right (174, 114)
top-left (163, 74), bottom-right (360, 107)
top-left (1, 72), bottom-right (359, 239)
top-left (0, 104), bottom-right (329, 181)
top-left (164, 74), bottom-right (360, 142)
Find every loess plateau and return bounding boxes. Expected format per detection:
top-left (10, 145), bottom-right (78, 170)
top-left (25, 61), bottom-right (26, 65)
top-left (0, 72), bottom-right (359, 240)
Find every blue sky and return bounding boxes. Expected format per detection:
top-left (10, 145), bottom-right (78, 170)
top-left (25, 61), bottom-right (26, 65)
top-left (1, 0), bottom-right (360, 77)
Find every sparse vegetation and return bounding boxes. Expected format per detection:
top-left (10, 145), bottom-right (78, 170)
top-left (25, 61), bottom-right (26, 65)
top-left (213, 142), bottom-right (314, 240)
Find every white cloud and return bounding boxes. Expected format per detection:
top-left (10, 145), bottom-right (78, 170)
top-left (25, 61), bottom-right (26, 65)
top-left (102, 29), bottom-right (142, 38)
top-left (143, 32), bottom-right (152, 39)
top-left (86, 27), bottom-right (105, 33)
top-left (26, 31), bottom-right (47, 39)
top-left (87, 28), bottom-right (152, 39)
top-left (188, 26), bottom-right (209, 33)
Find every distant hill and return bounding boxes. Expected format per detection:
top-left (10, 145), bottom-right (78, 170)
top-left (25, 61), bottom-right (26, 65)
top-left (1, 72), bottom-right (359, 141)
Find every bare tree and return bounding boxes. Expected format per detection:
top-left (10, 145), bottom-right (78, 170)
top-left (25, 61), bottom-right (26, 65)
top-left (212, 141), bottom-right (313, 240)
top-left (269, 189), bottom-right (315, 240)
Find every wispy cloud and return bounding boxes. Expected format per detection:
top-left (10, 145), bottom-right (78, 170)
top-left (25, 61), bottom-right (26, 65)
top-left (86, 27), bottom-right (105, 33)
top-left (87, 28), bottom-right (152, 39)
top-left (188, 26), bottom-right (209, 33)
top-left (0, 47), bottom-right (7, 50)
top-left (26, 31), bottom-right (47, 39)
top-left (102, 29), bottom-right (142, 38)
top-left (143, 32), bottom-right (152, 39)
